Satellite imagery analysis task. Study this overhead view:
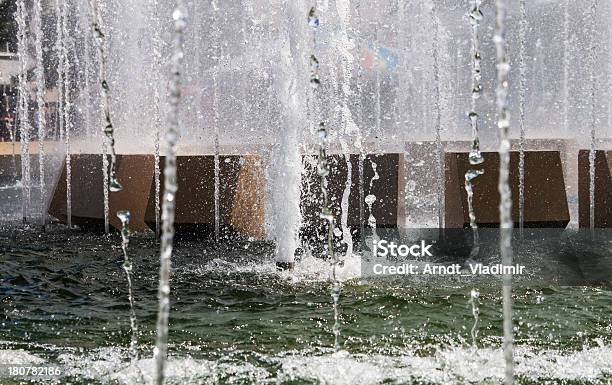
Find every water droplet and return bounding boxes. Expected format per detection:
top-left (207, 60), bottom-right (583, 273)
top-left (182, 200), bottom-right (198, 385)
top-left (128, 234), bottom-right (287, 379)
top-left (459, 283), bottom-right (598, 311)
top-left (109, 178), bottom-right (123, 192)
top-left (469, 149), bottom-right (484, 165)
top-left (308, 7), bottom-right (319, 28)
top-left (365, 194), bottom-right (376, 205)
top-left (116, 210), bottom-right (131, 223)
top-left (469, 9), bottom-right (483, 26)
top-left (471, 289), bottom-right (480, 299)
top-left (406, 180), bottom-right (417, 192)
top-left (317, 123), bottom-right (326, 139)
top-left (465, 169), bottom-right (484, 182)
top-left (310, 55), bottom-right (320, 70)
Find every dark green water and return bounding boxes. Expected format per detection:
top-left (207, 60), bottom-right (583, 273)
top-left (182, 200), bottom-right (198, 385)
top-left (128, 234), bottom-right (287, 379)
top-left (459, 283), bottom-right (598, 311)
top-left (1, 226), bottom-right (611, 384)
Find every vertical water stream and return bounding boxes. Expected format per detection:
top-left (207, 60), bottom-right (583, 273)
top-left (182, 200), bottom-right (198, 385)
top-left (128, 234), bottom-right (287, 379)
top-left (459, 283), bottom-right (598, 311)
top-left (494, 1), bottom-right (514, 383)
top-left (33, 0), bottom-right (46, 225)
top-left (153, 2), bottom-right (187, 384)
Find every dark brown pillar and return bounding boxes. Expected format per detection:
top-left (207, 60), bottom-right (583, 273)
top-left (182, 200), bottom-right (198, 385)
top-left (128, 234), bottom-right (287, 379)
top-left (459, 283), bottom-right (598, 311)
top-left (445, 151), bottom-right (569, 228)
top-left (578, 150), bottom-right (612, 228)
top-left (300, 153), bottom-right (399, 233)
top-left (48, 154), bottom-right (154, 231)
top-left (144, 155), bottom-right (265, 238)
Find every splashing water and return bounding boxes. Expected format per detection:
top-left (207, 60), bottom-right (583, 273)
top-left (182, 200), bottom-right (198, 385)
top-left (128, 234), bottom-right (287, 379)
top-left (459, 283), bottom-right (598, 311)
top-left (154, 2), bottom-right (187, 384)
top-left (464, 0), bottom-right (485, 262)
top-left (494, 1), bottom-right (514, 383)
top-left (150, 0), bottom-right (164, 239)
top-left (340, 146), bottom-right (353, 258)
top-left (430, 1), bottom-right (443, 230)
top-left (62, 0), bottom-right (72, 229)
top-left (588, 0), bottom-right (599, 235)
top-left (214, 140), bottom-right (220, 242)
top-left (469, 289), bottom-right (480, 348)
top-left (373, 25), bottom-right (382, 145)
top-left (117, 210), bottom-right (138, 361)
top-left (562, 0), bottom-right (570, 135)
top-left (518, 0), bottom-right (527, 236)
top-left (309, 5), bottom-right (341, 351)
top-left (211, 0), bottom-right (221, 243)
top-left (358, 153), bottom-right (365, 249)
top-left (16, 0), bottom-right (31, 223)
top-left (89, 0), bottom-right (122, 193)
top-left (468, 0), bottom-right (484, 166)
top-left (80, 4), bottom-right (94, 139)
top-left (154, 128), bottom-right (161, 238)
top-left (335, 0), bottom-right (356, 259)
top-left (33, 0), bottom-right (46, 226)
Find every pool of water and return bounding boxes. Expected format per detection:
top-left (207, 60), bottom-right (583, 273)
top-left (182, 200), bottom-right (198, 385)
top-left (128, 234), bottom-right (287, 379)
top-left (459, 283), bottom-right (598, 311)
top-left (1, 225), bottom-right (612, 384)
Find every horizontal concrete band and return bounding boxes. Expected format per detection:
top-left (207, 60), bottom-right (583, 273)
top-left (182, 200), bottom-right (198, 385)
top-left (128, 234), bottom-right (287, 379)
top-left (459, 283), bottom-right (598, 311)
top-left (45, 154), bottom-right (400, 237)
top-left (1, 150), bottom-right (609, 233)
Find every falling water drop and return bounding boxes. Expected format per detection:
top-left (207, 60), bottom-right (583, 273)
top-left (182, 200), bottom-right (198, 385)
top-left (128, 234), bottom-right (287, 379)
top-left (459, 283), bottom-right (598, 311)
top-left (308, 7), bottom-right (319, 28)
top-left (465, 168), bottom-right (484, 259)
top-left (365, 194), bottom-right (377, 229)
top-left (366, 160), bottom-right (379, 231)
top-left (117, 210), bottom-right (138, 361)
top-left (310, 55), bottom-right (321, 89)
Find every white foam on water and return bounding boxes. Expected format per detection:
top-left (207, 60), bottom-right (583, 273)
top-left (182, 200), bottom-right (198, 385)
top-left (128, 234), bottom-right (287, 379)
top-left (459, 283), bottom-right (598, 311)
top-left (8, 343), bottom-right (610, 384)
top-left (0, 349), bottom-right (45, 365)
top-left (57, 347), bottom-right (271, 384)
top-left (187, 251), bottom-right (362, 284)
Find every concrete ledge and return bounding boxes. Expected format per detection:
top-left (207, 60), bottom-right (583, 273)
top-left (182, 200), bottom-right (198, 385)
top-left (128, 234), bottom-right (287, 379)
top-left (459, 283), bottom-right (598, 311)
top-left (578, 150), bottom-right (612, 228)
top-left (445, 151), bottom-right (569, 228)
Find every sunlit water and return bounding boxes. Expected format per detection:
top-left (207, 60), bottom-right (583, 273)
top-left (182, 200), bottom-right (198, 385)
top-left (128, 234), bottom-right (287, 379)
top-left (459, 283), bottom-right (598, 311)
top-left (1, 226), bottom-right (611, 385)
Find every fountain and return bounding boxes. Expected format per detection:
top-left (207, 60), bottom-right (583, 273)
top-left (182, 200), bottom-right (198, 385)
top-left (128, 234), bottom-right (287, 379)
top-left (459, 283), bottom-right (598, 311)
top-left (0, 1), bottom-right (611, 384)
